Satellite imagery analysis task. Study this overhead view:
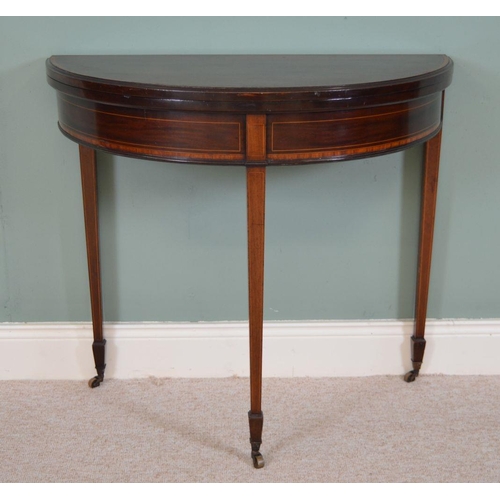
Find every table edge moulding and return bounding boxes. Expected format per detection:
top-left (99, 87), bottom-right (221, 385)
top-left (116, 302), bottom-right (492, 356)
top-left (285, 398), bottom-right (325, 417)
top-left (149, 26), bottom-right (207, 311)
top-left (46, 54), bottom-right (454, 469)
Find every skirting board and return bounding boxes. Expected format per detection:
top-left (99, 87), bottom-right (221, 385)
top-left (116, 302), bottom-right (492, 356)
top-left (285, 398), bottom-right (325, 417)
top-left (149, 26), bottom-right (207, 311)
top-left (0, 320), bottom-right (499, 380)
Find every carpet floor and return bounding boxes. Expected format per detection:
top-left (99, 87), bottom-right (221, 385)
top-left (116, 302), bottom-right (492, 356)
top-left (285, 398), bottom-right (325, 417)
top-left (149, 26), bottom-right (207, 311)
top-left (1, 375), bottom-right (500, 482)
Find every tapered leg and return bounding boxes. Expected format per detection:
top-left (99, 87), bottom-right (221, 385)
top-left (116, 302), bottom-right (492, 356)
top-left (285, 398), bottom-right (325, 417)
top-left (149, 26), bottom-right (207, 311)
top-left (405, 129), bottom-right (442, 383)
top-left (79, 145), bottom-right (106, 388)
top-left (246, 166), bottom-right (266, 468)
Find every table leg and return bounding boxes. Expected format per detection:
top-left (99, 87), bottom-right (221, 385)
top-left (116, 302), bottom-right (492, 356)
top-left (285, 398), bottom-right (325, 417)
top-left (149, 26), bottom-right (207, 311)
top-left (246, 165), bottom-right (266, 468)
top-left (405, 129), bottom-right (442, 383)
top-left (79, 145), bottom-right (106, 388)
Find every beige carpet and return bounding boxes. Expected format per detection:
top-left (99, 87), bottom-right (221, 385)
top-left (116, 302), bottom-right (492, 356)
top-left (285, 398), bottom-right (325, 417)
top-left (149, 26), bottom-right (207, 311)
top-left (1, 375), bottom-right (500, 482)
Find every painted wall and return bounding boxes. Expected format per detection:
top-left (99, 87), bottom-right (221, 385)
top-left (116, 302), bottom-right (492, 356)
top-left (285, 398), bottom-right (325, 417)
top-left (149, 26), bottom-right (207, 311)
top-left (0, 17), bottom-right (499, 323)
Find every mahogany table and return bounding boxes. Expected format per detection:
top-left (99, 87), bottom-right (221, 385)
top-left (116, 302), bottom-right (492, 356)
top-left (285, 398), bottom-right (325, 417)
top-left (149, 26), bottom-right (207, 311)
top-left (46, 54), bottom-right (453, 468)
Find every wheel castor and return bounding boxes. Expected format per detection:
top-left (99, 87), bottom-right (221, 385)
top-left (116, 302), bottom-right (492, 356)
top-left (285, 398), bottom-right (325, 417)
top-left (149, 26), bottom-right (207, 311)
top-left (404, 370), bottom-right (419, 383)
top-left (252, 452), bottom-right (265, 469)
top-left (88, 376), bottom-right (103, 388)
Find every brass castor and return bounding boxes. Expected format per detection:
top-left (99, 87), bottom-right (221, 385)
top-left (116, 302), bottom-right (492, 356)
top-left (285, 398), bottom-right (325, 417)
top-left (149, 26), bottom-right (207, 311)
top-left (404, 370), bottom-right (419, 383)
top-left (88, 376), bottom-right (103, 388)
top-left (252, 452), bottom-right (265, 469)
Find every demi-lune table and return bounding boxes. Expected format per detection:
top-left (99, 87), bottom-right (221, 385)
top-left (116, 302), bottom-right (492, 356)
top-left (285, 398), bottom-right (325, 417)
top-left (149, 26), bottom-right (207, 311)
top-left (46, 54), bottom-right (453, 468)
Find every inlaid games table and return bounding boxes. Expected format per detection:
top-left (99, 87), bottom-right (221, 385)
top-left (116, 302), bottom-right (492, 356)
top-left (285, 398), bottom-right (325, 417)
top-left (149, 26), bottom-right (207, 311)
top-left (46, 54), bottom-right (454, 468)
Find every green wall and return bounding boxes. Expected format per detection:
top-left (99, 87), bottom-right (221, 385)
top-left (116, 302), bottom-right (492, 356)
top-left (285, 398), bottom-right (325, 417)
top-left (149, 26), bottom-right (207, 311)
top-left (1, 17), bottom-right (499, 322)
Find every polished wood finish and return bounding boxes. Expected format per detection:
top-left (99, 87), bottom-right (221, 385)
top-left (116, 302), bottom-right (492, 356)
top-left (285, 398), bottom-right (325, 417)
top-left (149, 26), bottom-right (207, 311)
top-left (246, 166), bottom-right (266, 415)
top-left (408, 129), bottom-right (443, 379)
top-left (47, 54), bottom-right (453, 468)
top-left (246, 115), bottom-right (267, 163)
top-left (46, 54), bottom-right (452, 111)
top-left (416, 129), bottom-right (442, 335)
top-left (47, 55), bottom-right (453, 164)
top-left (58, 95), bottom-right (246, 164)
top-left (79, 145), bottom-right (106, 387)
top-left (267, 94), bottom-right (442, 163)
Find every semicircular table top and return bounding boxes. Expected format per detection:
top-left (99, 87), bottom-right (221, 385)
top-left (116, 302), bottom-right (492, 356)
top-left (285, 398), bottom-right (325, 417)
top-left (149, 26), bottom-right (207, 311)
top-left (46, 54), bottom-right (453, 107)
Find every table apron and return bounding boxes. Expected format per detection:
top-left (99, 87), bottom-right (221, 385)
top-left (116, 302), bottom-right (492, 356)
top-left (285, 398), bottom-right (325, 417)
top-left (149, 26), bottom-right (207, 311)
top-left (55, 92), bottom-right (442, 165)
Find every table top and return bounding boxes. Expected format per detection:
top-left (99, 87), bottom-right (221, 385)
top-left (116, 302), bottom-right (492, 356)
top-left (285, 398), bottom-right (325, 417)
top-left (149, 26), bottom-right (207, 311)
top-left (46, 54), bottom-right (453, 112)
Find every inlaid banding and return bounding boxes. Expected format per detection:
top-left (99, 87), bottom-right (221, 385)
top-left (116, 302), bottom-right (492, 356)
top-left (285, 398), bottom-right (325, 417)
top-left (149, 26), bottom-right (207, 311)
top-left (268, 94), bottom-right (442, 161)
top-left (57, 95), bottom-right (245, 162)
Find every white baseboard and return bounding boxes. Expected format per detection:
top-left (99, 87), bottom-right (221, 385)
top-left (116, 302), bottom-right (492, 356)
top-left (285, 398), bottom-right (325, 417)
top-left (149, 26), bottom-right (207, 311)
top-left (0, 319), bottom-right (499, 380)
